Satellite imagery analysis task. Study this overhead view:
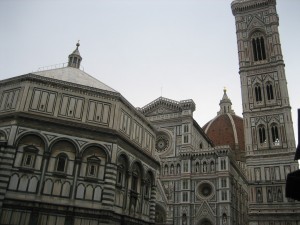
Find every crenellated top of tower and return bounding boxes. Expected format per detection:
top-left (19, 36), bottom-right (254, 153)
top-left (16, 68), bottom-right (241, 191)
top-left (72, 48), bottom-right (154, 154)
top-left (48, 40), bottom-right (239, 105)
top-left (231, 0), bottom-right (276, 15)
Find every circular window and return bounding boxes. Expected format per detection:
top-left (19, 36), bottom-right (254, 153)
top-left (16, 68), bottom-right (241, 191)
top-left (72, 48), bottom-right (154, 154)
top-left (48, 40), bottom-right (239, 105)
top-left (197, 181), bottom-right (214, 199)
top-left (155, 136), bottom-right (169, 153)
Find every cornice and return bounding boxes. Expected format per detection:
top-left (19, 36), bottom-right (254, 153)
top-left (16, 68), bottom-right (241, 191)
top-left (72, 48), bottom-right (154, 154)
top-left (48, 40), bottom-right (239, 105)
top-left (0, 73), bottom-right (155, 132)
top-left (231, 0), bottom-right (276, 15)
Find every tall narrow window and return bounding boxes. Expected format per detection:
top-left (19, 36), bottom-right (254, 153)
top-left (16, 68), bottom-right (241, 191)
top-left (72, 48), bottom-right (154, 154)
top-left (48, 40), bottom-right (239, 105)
top-left (56, 154), bottom-right (67, 173)
top-left (182, 192), bottom-right (188, 202)
top-left (255, 85), bottom-right (262, 102)
top-left (131, 173), bottom-right (138, 192)
top-left (183, 161), bottom-right (189, 173)
top-left (266, 83), bottom-right (274, 100)
top-left (221, 159), bottom-right (226, 170)
top-left (271, 124), bottom-right (279, 144)
top-left (252, 34), bottom-right (266, 61)
top-left (258, 126), bottom-right (266, 144)
top-left (183, 124), bottom-right (189, 133)
top-left (117, 167), bottom-right (123, 185)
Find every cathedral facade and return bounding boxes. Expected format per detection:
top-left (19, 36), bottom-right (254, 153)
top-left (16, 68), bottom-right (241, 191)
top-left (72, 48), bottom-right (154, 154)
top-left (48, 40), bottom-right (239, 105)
top-left (0, 0), bottom-right (299, 225)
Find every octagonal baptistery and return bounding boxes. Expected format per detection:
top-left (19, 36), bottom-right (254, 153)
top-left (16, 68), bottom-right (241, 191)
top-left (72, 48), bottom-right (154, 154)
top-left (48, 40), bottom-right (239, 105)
top-left (0, 43), bottom-right (160, 225)
top-left (203, 89), bottom-right (245, 162)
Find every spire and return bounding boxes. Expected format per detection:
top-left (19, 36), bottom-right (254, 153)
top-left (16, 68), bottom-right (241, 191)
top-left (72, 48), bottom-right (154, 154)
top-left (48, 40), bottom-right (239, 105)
top-left (68, 41), bottom-right (82, 69)
top-left (217, 88), bottom-right (235, 115)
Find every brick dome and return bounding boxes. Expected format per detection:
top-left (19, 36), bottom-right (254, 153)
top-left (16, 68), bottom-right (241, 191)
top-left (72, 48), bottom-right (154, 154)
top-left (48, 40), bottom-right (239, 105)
top-left (203, 89), bottom-right (245, 162)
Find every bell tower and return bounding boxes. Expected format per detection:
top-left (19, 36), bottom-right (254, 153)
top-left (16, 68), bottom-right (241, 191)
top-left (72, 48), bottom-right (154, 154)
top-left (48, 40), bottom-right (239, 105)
top-left (231, 0), bottom-right (300, 224)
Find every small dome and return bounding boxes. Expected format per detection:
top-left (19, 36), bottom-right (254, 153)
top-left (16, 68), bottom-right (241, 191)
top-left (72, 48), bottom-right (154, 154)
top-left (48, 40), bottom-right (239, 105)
top-left (203, 89), bottom-right (245, 162)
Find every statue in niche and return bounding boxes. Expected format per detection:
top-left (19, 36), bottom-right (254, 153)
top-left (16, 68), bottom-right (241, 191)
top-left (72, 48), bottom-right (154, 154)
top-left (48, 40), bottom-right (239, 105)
top-left (210, 161), bottom-right (215, 172)
top-left (196, 162), bottom-right (199, 172)
top-left (257, 189), bottom-right (262, 202)
top-left (177, 164), bottom-right (181, 174)
top-left (203, 162), bottom-right (207, 173)
top-left (277, 188), bottom-right (283, 202)
top-left (267, 189), bottom-right (272, 202)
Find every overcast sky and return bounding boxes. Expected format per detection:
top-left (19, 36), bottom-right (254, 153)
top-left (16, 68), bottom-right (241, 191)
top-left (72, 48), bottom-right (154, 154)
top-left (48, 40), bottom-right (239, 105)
top-left (0, 0), bottom-right (299, 144)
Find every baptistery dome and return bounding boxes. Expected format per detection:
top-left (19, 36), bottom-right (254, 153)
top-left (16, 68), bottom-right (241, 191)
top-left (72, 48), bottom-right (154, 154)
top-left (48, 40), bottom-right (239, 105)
top-left (203, 89), bottom-right (245, 162)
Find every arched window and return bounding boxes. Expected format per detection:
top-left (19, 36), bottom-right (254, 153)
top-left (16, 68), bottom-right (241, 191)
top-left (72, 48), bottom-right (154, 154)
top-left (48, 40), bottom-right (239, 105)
top-left (255, 85), bottom-right (262, 102)
top-left (56, 154), bottom-right (68, 173)
top-left (252, 34), bottom-right (266, 61)
top-left (271, 124), bottom-right (280, 144)
top-left (266, 83), bottom-right (274, 100)
top-left (258, 126), bottom-right (266, 144)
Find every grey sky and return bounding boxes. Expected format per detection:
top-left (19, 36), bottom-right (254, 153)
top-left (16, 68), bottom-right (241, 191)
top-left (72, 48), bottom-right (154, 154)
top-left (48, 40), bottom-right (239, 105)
top-left (0, 0), bottom-right (299, 143)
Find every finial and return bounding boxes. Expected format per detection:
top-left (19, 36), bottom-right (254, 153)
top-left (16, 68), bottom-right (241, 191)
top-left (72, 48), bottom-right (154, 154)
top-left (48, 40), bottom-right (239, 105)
top-left (76, 40), bottom-right (80, 49)
top-left (224, 87), bottom-right (227, 93)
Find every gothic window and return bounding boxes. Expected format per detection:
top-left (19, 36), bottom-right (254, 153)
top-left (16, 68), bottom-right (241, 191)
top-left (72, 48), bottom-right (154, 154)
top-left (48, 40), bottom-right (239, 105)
top-left (221, 159), bottom-right (226, 170)
top-left (182, 180), bottom-right (188, 189)
top-left (271, 124), bottom-right (280, 145)
top-left (56, 154), bottom-right (68, 173)
top-left (221, 178), bottom-right (227, 188)
top-left (183, 161), bottom-right (189, 173)
top-left (258, 125), bottom-right (266, 144)
top-left (200, 142), bottom-right (203, 149)
top-left (266, 83), bottom-right (274, 100)
top-left (182, 192), bottom-right (188, 202)
top-left (183, 135), bottom-right (189, 143)
top-left (255, 84), bottom-right (262, 102)
top-left (252, 34), bottom-right (266, 61)
top-left (183, 124), bottom-right (189, 133)
top-left (221, 190), bottom-right (228, 201)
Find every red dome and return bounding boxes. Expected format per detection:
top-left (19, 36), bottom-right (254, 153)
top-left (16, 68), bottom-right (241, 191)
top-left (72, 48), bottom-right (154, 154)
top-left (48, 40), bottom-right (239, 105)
top-left (203, 89), bottom-right (245, 161)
